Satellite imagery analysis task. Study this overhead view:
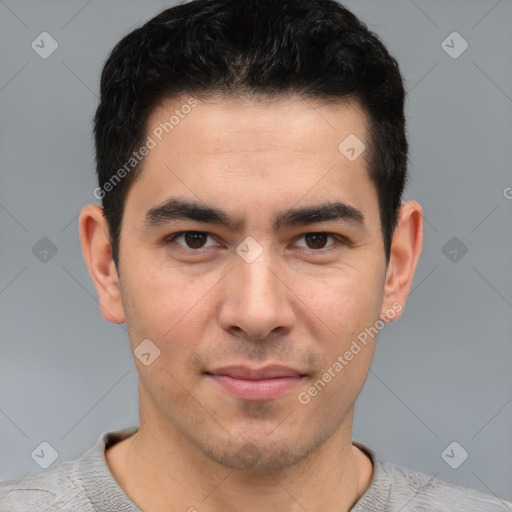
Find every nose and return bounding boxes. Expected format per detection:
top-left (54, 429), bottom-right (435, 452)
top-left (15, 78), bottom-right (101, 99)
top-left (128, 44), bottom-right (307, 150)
top-left (218, 249), bottom-right (296, 341)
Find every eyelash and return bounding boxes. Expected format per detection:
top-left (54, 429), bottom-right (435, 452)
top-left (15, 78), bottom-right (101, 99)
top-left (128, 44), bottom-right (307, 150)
top-left (164, 231), bottom-right (349, 253)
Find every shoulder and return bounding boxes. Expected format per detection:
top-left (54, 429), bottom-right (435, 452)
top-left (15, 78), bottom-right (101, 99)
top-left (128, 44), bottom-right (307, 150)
top-left (0, 427), bottom-right (139, 512)
top-left (380, 459), bottom-right (512, 512)
top-left (352, 441), bottom-right (512, 512)
top-left (0, 459), bottom-right (94, 512)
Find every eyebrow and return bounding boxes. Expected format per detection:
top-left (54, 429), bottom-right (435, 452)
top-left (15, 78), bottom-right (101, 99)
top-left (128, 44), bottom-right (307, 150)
top-left (143, 198), bottom-right (365, 231)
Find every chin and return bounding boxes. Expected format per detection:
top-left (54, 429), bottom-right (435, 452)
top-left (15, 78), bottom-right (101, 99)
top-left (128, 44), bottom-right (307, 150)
top-left (194, 426), bottom-right (325, 473)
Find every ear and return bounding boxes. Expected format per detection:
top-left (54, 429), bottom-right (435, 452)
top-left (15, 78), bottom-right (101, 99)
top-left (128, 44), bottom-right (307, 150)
top-left (78, 204), bottom-right (126, 324)
top-left (380, 201), bottom-right (423, 322)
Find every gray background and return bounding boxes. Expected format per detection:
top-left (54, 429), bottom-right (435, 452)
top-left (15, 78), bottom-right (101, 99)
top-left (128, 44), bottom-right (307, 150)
top-left (1, 0), bottom-right (511, 504)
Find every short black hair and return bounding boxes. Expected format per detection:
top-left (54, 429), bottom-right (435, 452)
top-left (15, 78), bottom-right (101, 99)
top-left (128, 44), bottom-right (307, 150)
top-left (93, 0), bottom-right (408, 270)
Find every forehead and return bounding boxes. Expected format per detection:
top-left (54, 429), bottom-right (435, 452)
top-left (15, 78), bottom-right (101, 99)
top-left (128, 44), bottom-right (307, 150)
top-left (149, 93), bottom-right (369, 158)
top-left (124, 94), bottom-right (379, 232)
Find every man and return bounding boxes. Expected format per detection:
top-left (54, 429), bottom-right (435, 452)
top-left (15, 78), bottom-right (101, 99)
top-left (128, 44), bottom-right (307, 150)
top-left (1, 0), bottom-right (510, 510)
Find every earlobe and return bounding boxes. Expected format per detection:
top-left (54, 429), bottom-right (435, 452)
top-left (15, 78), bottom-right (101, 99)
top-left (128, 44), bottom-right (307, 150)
top-left (78, 204), bottom-right (126, 324)
top-left (380, 201), bottom-right (423, 323)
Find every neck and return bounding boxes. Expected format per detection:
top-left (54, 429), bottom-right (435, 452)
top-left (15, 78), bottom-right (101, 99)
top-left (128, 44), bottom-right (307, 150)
top-left (106, 414), bottom-right (373, 512)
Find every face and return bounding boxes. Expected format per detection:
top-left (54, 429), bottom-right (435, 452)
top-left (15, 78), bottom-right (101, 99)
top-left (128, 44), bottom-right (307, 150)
top-left (98, 94), bottom-right (403, 471)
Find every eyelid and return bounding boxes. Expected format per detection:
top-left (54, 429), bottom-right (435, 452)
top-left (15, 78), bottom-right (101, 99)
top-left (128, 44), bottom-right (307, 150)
top-left (293, 232), bottom-right (343, 250)
top-left (165, 230), bottom-right (351, 252)
top-left (165, 231), bottom-right (219, 250)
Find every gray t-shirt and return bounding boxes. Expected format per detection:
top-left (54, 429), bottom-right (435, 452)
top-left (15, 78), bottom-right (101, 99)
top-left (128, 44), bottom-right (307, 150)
top-left (1, 426), bottom-right (510, 511)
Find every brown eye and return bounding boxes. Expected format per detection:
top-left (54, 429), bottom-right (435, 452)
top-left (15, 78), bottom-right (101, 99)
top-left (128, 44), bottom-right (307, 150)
top-left (183, 232), bottom-right (208, 249)
top-left (167, 231), bottom-right (215, 250)
top-left (304, 233), bottom-right (330, 249)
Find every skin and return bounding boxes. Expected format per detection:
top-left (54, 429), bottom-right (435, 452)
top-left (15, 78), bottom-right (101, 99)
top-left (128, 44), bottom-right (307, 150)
top-left (79, 93), bottom-right (422, 512)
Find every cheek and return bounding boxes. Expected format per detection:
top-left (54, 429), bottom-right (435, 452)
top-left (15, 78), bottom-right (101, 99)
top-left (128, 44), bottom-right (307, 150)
top-left (298, 267), bottom-right (383, 337)
top-left (124, 258), bottom-right (213, 329)
top-left (296, 267), bottom-right (383, 396)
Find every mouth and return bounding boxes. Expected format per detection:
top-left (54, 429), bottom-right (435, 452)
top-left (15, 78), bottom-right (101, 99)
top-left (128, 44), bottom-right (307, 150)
top-left (204, 365), bottom-right (307, 401)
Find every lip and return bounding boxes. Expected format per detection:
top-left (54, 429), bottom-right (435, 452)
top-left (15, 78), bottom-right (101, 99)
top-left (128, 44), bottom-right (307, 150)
top-left (206, 365), bottom-right (304, 380)
top-left (204, 365), bottom-right (306, 401)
